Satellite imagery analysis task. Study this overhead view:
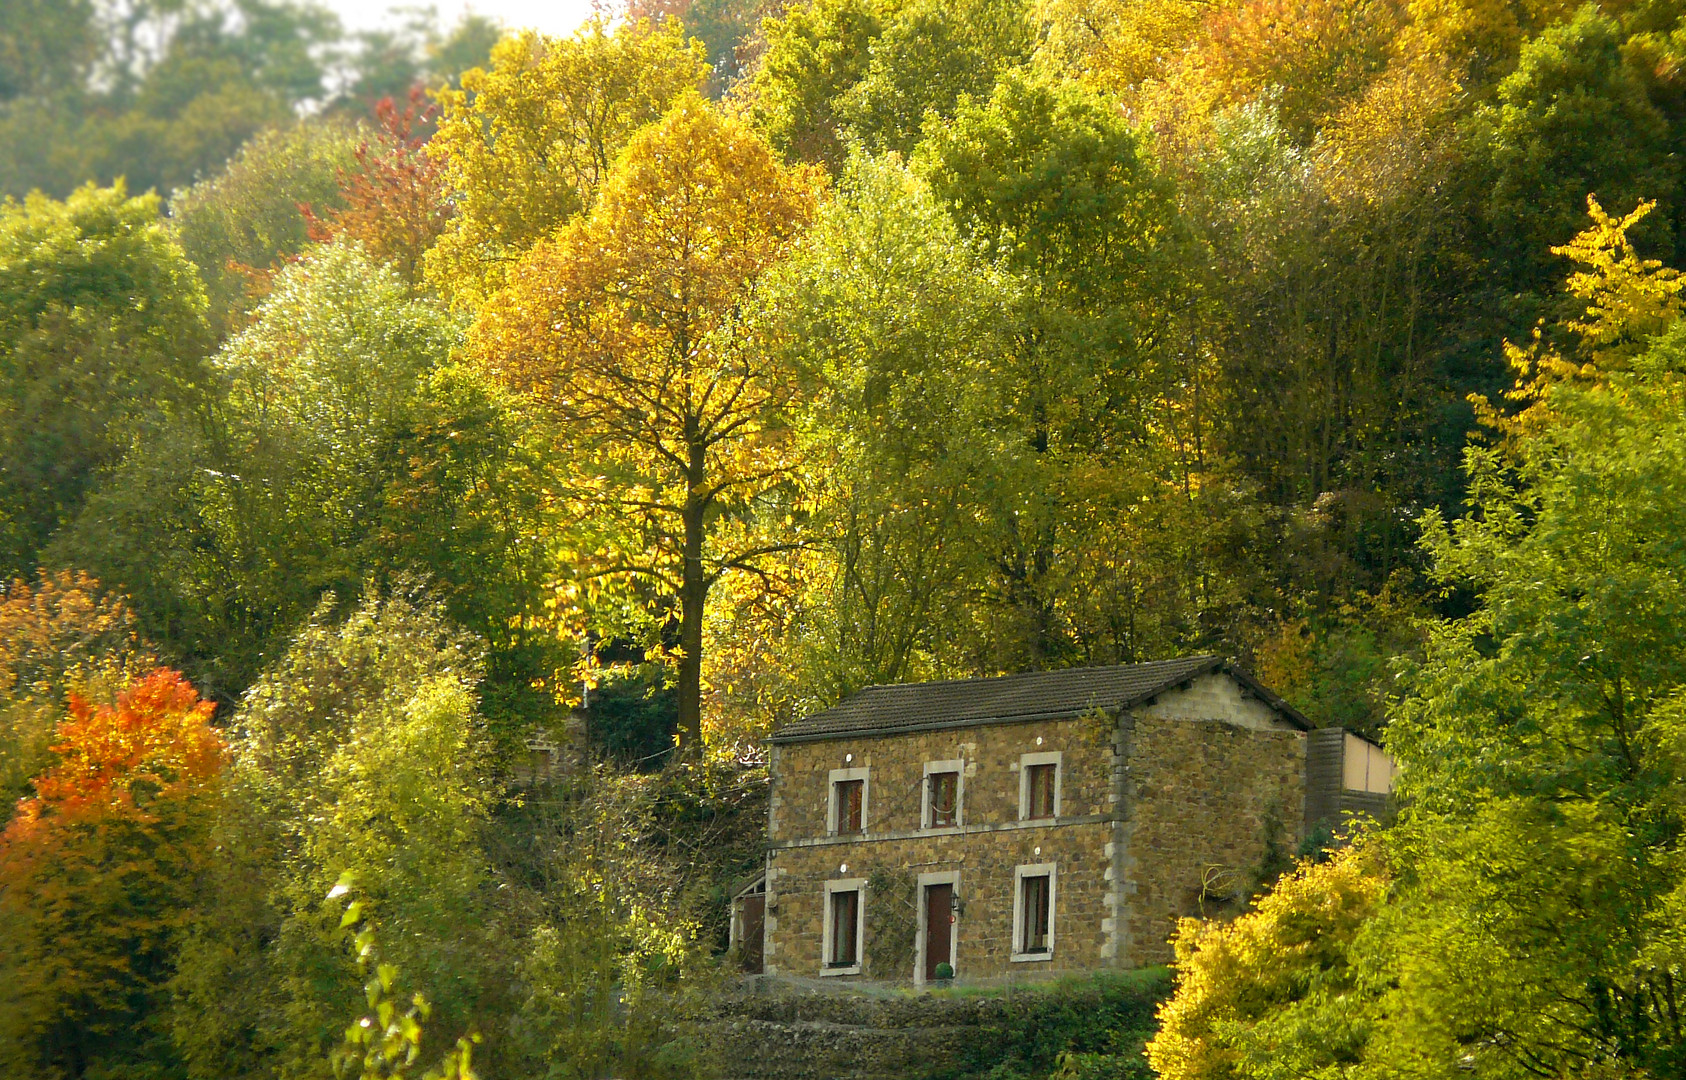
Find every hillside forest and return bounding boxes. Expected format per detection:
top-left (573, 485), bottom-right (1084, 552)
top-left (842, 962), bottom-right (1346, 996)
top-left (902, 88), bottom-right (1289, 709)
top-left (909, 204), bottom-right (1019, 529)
top-left (4, 0), bottom-right (1686, 1076)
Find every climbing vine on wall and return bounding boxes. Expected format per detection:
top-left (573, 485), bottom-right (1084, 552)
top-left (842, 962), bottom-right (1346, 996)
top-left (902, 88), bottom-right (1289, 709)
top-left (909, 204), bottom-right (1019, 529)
top-left (865, 868), bottom-right (918, 979)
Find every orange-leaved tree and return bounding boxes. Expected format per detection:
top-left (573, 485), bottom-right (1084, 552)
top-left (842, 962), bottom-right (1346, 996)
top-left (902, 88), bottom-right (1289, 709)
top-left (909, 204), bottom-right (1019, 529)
top-left (470, 94), bottom-right (822, 752)
top-left (0, 669), bottom-right (222, 1076)
top-left (1, 570), bottom-right (154, 815)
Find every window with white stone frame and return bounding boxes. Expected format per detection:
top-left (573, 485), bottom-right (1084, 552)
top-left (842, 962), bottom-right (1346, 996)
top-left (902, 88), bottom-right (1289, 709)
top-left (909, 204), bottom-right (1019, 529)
top-left (1018, 750), bottom-right (1062, 821)
top-left (827, 767), bottom-right (870, 835)
top-left (822, 878), bottom-right (866, 975)
top-left (1011, 863), bottom-right (1057, 962)
top-left (922, 759), bottom-right (964, 829)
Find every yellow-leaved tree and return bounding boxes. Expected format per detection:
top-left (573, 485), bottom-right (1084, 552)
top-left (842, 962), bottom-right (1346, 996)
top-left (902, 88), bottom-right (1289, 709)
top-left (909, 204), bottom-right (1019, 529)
top-left (470, 95), bottom-right (822, 753)
top-left (1147, 842), bottom-right (1391, 1080)
top-left (426, 18), bottom-right (709, 307)
top-left (1482, 195), bottom-right (1686, 436)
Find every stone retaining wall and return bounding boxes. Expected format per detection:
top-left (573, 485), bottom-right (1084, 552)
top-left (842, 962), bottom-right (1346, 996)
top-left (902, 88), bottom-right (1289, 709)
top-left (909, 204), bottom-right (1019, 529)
top-left (701, 973), bottom-right (1169, 1080)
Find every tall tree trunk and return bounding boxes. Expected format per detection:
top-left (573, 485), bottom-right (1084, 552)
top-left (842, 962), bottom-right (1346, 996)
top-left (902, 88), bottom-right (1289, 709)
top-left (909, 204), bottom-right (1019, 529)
top-left (676, 438), bottom-right (707, 755)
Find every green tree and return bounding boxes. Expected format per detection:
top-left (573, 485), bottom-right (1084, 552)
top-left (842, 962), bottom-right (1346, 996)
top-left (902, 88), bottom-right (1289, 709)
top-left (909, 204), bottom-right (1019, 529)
top-left (0, 182), bottom-right (209, 579)
top-left (1148, 201), bottom-right (1686, 1080)
top-left (744, 0), bottom-right (890, 171)
top-left (80, 0), bottom-right (342, 197)
top-left (169, 119), bottom-right (361, 335)
top-left (1481, 5), bottom-right (1682, 289)
top-left (722, 151), bottom-right (1016, 725)
top-left (914, 71), bottom-right (1209, 669)
top-left (56, 242), bottom-right (563, 725)
top-left (1376, 314), bottom-right (1686, 1077)
top-left (338, 9), bottom-right (502, 108)
top-left (838, 0), bottom-right (1036, 156)
top-left (170, 590), bottom-right (501, 1080)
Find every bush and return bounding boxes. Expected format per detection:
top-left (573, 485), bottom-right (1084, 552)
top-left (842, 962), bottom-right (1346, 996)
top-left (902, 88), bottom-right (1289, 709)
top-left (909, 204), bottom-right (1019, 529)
top-left (929, 970), bottom-right (1171, 1080)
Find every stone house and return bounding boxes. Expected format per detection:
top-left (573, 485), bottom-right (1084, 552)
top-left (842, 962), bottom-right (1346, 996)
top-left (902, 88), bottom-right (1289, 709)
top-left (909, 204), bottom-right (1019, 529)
top-left (733, 655), bottom-right (1394, 985)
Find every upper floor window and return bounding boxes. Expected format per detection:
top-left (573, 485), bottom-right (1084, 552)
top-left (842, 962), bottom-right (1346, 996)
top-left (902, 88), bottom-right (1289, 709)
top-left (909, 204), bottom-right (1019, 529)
top-left (1019, 751), bottom-right (1062, 821)
top-left (828, 767), bottom-right (870, 834)
top-left (922, 759), bottom-right (964, 829)
top-left (838, 779), bottom-right (864, 831)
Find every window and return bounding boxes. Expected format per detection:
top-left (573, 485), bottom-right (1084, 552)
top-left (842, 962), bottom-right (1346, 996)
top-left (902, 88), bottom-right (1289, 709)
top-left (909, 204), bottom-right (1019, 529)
top-left (830, 889), bottom-right (860, 965)
top-left (822, 879), bottom-right (866, 975)
top-left (827, 767), bottom-right (870, 835)
top-left (1026, 766), bottom-right (1055, 818)
top-left (1012, 863), bottom-right (1057, 962)
top-left (1018, 751), bottom-right (1062, 821)
top-left (922, 759), bottom-right (964, 829)
top-left (929, 772), bottom-right (958, 826)
top-left (1020, 874), bottom-right (1051, 952)
top-left (837, 780), bottom-right (864, 831)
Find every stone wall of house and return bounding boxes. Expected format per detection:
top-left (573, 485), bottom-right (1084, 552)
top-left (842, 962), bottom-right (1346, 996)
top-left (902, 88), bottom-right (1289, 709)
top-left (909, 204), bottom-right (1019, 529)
top-left (767, 714), bottom-right (1115, 844)
top-left (766, 819), bottom-right (1115, 983)
top-left (765, 671), bottom-right (1309, 980)
top-left (1116, 675), bottom-right (1306, 966)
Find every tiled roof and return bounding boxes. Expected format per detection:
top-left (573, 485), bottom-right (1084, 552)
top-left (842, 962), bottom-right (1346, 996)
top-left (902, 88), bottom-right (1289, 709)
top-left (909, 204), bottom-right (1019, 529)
top-left (770, 655), bottom-right (1309, 743)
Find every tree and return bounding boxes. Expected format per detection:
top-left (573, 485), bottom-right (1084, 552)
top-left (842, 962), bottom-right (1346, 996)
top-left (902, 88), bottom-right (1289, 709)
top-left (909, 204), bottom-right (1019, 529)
top-left (1481, 6), bottom-right (1682, 290)
top-left (913, 71), bottom-right (1207, 669)
top-left (1187, 0), bottom-right (1404, 146)
top-left (0, 669), bottom-right (223, 1078)
top-left (1147, 201), bottom-right (1686, 1080)
top-left (1146, 842), bottom-right (1389, 1080)
top-left (0, 570), bottom-right (153, 816)
top-left (169, 118), bottom-right (361, 334)
top-left (709, 150), bottom-right (1016, 733)
top-left (58, 240), bottom-right (567, 729)
top-left (1372, 210), bottom-right (1686, 1078)
top-left (0, 182), bottom-right (209, 580)
top-left (55, 242), bottom-right (458, 701)
top-left (425, 18), bottom-right (710, 307)
top-left (78, 0), bottom-right (343, 197)
top-left (837, 0), bottom-right (1036, 157)
top-left (744, 0), bottom-right (890, 171)
top-left (305, 92), bottom-right (452, 284)
top-left (470, 95), bottom-right (821, 753)
top-left (743, 0), bottom-right (1037, 167)
top-left (170, 589), bottom-right (501, 1080)
top-left (1036, 0), bottom-right (1210, 96)
top-left (0, 0), bottom-right (500, 203)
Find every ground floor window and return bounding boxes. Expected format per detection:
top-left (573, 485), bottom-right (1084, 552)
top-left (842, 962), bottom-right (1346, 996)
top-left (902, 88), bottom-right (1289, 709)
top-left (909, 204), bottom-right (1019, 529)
top-left (822, 879), bottom-right (866, 974)
top-left (1012, 863), bottom-right (1056, 961)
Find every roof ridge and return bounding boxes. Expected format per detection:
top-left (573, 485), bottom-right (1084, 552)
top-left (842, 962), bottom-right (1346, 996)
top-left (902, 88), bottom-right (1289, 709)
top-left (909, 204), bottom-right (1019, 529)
top-left (857, 654), bottom-right (1222, 694)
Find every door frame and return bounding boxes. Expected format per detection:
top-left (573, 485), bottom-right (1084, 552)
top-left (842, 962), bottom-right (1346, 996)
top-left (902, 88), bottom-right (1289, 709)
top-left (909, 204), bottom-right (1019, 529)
top-left (916, 869), bottom-right (961, 985)
top-left (729, 872), bottom-right (767, 972)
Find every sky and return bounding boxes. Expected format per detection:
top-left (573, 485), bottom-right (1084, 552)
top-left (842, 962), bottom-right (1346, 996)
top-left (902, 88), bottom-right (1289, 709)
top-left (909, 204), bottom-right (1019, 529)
top-left (329, 0), bottom-right (598, 40)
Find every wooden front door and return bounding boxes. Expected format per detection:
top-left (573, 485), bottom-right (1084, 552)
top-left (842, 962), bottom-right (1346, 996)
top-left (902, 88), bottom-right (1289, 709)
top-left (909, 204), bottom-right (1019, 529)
top-left (738, 894), bottom-right (764, 973)
top-left (924, 883), bottom-right (954, 980)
